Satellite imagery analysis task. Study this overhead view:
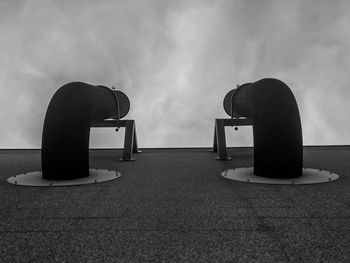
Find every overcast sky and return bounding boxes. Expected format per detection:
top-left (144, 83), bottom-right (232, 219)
top-left (1, 0), bottom-right (350, 148)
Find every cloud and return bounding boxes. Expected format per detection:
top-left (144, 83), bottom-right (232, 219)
top-left (0, 0), bottom-right (350, 148)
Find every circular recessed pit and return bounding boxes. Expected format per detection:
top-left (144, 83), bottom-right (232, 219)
top-left (221, 167), bottom-right (339, 185)
top-left (7, 169), bottom-right (121, 187)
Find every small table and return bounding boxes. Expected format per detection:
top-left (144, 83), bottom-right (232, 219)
top-left (212, 118), bottom-right (252, 160)
top-left (92, 119), bottom-right (141, 161)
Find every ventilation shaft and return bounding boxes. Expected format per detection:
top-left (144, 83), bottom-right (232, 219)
top-left (224, 78), bottom-right (303, 178)
top-left (41, 82), bottom-right (129, 180)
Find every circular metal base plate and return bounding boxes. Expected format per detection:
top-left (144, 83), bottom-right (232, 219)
top-left (221, 167), bottom-right (339, 185)
top-left (7, 169), bottom-right (121, 187)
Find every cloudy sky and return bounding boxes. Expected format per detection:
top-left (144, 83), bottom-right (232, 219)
top-left (0, 0), bottom-right (350, 148)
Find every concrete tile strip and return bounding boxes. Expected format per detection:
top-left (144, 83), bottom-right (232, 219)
top-left (6, 169), bottom-right (121, 187)
top-left (221, 168), bottom-right (339, 185)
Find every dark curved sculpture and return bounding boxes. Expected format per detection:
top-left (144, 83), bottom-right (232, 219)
top-left (224, 78), bottom-right (303, 178)
top-left (41, 82), bottom-right (130, 180)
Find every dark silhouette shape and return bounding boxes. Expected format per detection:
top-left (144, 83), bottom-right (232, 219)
top-left (223, 78), bottom-right (303, 178)
top-left (41, 82), bottom-right (129, 180)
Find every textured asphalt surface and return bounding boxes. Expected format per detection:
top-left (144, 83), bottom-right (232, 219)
top-left (0, 147), bottom-right (349, 262)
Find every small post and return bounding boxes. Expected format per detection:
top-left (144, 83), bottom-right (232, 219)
top-left (121, 120), bottom-right (136, 161)
top-left (215, 119), bottom-right (231, 160)
top-left (212, 125), bottom-right (218, 152)
top-left (132, 122), bottom-right (142, 154)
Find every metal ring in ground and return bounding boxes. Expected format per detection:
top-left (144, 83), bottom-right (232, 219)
top-left (221, 167), bottom-right (339, 185)
top-left (7, 169), bottom-right (121, 187)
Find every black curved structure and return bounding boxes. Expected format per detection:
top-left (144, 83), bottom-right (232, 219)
top-left (41, 82), bottom-right (130, 180)
top-left (223, 78), bottom-right (303, 178)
